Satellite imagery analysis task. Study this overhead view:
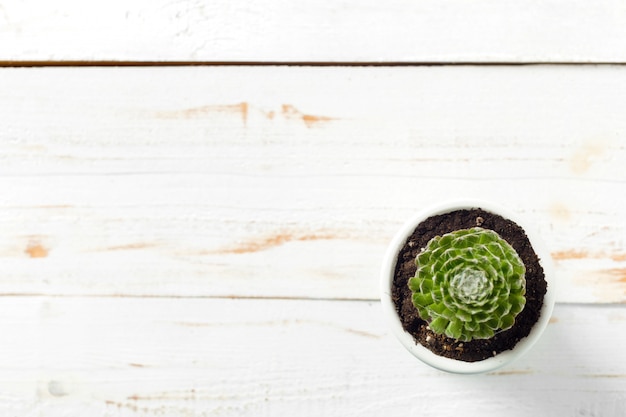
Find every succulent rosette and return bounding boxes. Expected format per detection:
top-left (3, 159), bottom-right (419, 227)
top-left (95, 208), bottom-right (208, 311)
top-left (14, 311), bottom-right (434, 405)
top-left (408, 227), bottom-right (526, 342)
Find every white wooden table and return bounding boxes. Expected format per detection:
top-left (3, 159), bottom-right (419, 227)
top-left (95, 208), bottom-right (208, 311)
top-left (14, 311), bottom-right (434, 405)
top-left (1, 1), bottom-right (625, 415)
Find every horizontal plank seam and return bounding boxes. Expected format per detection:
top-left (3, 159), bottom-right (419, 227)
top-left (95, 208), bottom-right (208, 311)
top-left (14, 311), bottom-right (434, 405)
top-left (1, 172), bottom-right (626, 185)
top-left (0, 293), bottom-right (623, 306)
top-left (3, 61), bottom-right (626, 68)
top-left (0, 293), bottom-right (377, 302)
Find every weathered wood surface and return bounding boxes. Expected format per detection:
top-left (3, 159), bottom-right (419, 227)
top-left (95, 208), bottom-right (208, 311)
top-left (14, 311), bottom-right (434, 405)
top-left (0, 297), bottom-right (623, 416)
top-left (2, 5), bottom-right (626, 409)
top-left (2, 0), bottom-right (626, 63)
top-left (1, 66), bottom-right (625, 303)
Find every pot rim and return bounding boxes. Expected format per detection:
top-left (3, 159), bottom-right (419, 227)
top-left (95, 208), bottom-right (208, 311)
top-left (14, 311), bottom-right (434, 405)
top-left (380, 199), bottom-right (556, 374)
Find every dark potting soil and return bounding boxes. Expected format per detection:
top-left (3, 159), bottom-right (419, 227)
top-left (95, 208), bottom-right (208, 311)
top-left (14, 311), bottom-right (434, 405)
top-left (391, 209), bottom-right (547, 362)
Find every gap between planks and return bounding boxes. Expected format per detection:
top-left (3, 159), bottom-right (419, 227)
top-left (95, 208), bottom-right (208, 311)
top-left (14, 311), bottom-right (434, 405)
top-left (2, 61), bottom-right (626, 68)
top-left (0, 293), bottom-right (623, 309)
top-left (0, 293), bottom-right (377, 302)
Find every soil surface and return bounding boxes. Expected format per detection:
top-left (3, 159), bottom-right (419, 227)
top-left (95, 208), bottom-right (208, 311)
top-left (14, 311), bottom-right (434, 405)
top-left (391, 208), bottom-right (547, 362)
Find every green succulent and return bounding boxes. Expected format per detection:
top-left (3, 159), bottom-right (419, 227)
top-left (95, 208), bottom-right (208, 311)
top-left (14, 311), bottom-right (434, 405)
top-left (408, 227), bottom-right (526, 342)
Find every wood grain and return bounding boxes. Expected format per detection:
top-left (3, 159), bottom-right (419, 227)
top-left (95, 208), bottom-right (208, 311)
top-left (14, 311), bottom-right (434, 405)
top-left (2, 0), bottom-right (626, 63)
top-left (1, 66), bottom-right (626, 302)
top-left (0, 297), bottom-right (623, 416)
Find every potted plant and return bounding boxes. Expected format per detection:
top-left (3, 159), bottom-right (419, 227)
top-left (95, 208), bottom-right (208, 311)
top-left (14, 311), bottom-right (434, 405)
top-left (380, 200), bottom-right (555, 374)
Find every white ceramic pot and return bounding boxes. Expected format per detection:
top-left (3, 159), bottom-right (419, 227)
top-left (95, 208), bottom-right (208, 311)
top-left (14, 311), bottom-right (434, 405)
top-left (380, 200), bottom-right (555, 374)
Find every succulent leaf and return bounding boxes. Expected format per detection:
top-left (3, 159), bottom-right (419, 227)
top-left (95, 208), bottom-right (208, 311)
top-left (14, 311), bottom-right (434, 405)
top-left (430, 317), bottom-right (449, 334)
top-left (408, 227), bottom-right (526, 342)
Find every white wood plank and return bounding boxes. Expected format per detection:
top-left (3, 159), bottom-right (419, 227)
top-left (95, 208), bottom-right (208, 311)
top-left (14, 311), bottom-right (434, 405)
top-left (0, 297), bottom-right (623, 416)
top-left (2, 0), bottom-right (626, 63)
top-left (1, 66), bottom-right (626, 303)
